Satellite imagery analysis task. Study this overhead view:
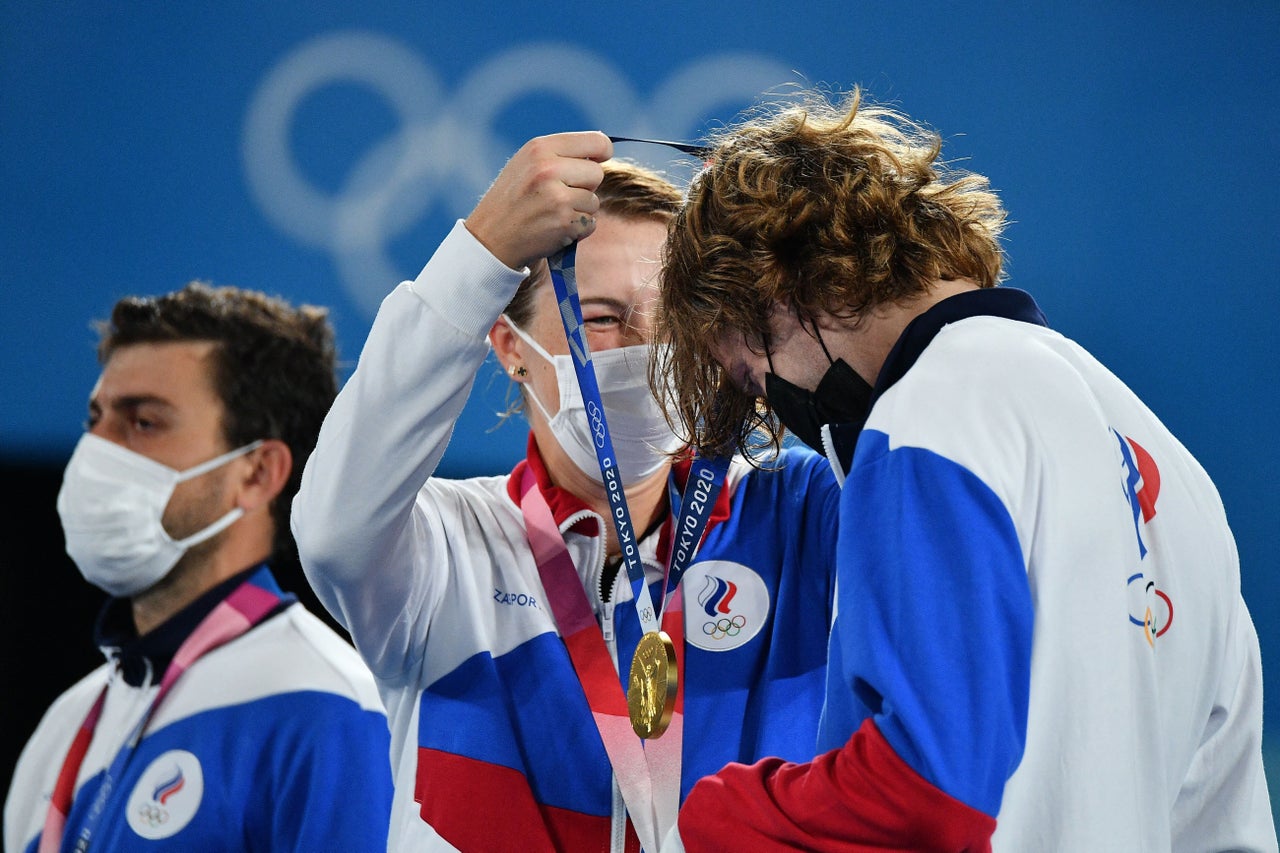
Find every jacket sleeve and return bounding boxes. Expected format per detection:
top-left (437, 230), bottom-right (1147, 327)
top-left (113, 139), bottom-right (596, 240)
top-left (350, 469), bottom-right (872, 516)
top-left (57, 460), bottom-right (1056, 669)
top-left (672, 718), bottom-right (995, 852)
top-left (290, 221), bottom-right (527, 682)
top-left (1170, 594), bottom-right (1276, 851)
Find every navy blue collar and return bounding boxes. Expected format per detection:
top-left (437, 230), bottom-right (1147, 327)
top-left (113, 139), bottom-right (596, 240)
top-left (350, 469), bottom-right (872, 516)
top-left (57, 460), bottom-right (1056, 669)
top-left (874, 286), bottom-right (1048, 400)
top-left (826, 287), bottom-right (1049, 477)
top-left (95, 563), bottom-right (292, 687)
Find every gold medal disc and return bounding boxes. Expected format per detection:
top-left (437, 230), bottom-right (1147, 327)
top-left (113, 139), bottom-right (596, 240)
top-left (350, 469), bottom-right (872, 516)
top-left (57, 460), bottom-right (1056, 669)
top-left (627, 630), bottom-right (677, 739)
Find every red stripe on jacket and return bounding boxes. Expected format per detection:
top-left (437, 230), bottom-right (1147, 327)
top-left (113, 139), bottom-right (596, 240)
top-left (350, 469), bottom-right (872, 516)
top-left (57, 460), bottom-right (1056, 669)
top-left (676, 718), bottom-right (996, 852)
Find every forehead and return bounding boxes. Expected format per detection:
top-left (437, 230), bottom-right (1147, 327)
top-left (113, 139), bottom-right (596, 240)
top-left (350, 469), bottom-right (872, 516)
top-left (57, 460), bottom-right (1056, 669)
top-left (557, 214), bottom-right (666, 301)
top-left (93, 340), bottom-right (220, 407)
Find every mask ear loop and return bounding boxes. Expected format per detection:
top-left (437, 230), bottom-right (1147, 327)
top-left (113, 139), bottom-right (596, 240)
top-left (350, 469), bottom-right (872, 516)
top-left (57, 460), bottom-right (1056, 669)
top-left (803, 316), bottom-right (837, 367)
top-left (499, 313), bottom-right (563, 428)
top-left (763, 314), bottom-right (837, 379)
top-left (501, 314), bottom-right (558, 365)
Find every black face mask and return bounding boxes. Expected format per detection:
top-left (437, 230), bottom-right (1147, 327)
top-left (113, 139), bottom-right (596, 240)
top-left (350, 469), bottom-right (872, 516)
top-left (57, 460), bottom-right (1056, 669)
top-left (764, 358), bottom-right (874, 453)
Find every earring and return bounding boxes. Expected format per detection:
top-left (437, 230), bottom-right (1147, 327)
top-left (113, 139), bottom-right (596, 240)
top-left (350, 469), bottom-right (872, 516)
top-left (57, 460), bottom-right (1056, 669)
top-left (508, 364), bottom-right (528, 378)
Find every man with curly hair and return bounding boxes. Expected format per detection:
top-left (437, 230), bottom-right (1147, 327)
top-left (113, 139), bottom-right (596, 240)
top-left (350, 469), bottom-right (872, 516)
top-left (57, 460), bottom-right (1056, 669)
top-left (655, 89), bottom-right (1275, 850)
top-left (5, 283), bottom-right (393, 852)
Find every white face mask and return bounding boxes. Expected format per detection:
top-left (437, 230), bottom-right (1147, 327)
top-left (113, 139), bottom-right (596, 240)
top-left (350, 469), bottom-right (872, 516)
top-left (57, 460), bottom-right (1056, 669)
top-left (57, 433), bottom-right (264, 598)
top-left (503, 316), bottom-right (684, 486)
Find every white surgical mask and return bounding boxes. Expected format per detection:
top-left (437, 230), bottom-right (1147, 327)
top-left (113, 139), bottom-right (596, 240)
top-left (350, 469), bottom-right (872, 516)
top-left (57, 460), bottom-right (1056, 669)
top-left (503, 315), bottom-right (683, 486)
top-left (57, 433), bottom-right (264, 597)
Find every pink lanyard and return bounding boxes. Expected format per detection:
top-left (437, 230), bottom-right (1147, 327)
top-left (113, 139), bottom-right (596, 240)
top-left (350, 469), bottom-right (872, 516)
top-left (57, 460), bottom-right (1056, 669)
top-left (40, 576), bottom-right (284, 853)
top-left (519, 468), bottom-right (685, 853)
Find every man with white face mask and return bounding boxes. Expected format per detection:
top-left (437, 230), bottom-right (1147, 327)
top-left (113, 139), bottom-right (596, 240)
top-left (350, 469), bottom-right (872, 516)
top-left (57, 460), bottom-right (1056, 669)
top-left (5, 284), bottom-right (393, 852)
top-left (292, 136), bottom-right (843, 852)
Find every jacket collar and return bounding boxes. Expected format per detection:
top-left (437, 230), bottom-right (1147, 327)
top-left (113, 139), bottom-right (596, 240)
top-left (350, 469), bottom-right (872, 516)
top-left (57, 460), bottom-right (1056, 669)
top-left (505, 433), bottom-right (732, 548)
top-left (826, 287), bottom-right (1049, 479)
top-left (95, 563), bottom-right (291, 687)
top-left (874, 287), bottom-right (1048, 400)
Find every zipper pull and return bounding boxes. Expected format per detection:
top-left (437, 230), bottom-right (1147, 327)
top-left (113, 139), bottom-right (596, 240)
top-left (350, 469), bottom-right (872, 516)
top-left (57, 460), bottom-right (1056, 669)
top-left (602, 599), bottom-right (614, 644)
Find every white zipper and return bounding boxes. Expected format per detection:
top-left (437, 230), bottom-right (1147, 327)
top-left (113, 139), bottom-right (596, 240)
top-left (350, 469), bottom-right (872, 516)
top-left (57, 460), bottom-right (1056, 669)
top-left (89, 658), bottom-right (159, 785)
top-left (820, 422), bottom-right (847, 487)
top-left (604, 565), bottom-right (625, 851)
top-left (610, 773), bottom-right (627, 852)
top-left (561, 507), bottom-right (647, 852)
top-left (128, 657), bottom-right (157, 747)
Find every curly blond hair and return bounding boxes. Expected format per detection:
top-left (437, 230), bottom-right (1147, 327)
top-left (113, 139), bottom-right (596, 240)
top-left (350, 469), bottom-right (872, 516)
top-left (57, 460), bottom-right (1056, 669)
top-left (654, 87), bottom-right (1008, 459)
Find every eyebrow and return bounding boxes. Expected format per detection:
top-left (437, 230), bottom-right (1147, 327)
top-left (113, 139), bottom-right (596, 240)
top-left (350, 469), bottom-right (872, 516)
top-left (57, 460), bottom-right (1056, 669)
top-left (579, 296), bottom-right (631, 313)
top-left (89, 393), bottom-right (175, 415)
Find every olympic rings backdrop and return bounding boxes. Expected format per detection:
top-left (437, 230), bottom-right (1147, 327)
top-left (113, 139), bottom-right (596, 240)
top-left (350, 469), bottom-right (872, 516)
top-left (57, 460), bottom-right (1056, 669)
top-left (2, 0), bottom-right (1278, 815)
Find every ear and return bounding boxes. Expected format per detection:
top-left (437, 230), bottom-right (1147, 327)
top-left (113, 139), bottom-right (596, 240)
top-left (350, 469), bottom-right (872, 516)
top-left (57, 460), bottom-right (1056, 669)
top-left (234, 439), bottom-right (292, 512)
top-left (489, 317), bottom-right (525, 378)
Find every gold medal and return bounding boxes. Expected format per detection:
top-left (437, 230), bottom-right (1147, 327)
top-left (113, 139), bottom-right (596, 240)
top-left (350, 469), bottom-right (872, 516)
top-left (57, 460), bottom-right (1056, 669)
top-left (627, 630), bottom-right (677, 739)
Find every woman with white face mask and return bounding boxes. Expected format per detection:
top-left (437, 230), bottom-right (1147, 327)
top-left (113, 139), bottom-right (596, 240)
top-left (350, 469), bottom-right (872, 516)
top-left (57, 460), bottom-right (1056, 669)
top-left (488, 205), bottom-right (683, 563)
top-left (292, 135), bottom-right (843, 853)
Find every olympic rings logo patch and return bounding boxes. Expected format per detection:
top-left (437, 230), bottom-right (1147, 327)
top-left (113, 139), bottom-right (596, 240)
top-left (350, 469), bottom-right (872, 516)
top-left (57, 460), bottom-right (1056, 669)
top-left (125, 750), bottom-right (204, 839)
top-left (684, 560), bottom-right (768, 652)
top-left (135, 803), bottom-right (170, 829)
top-left (1127, 572), bottom-right (1173, 647)
top-left (702, 614), bottom-right (747, 640)
top-left (241, 32), bottom-right (796, 318)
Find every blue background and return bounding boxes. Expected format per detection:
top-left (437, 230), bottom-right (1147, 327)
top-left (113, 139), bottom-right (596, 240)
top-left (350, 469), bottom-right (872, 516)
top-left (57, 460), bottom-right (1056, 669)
top-left (3, 0), bottom-right (1277, 820)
